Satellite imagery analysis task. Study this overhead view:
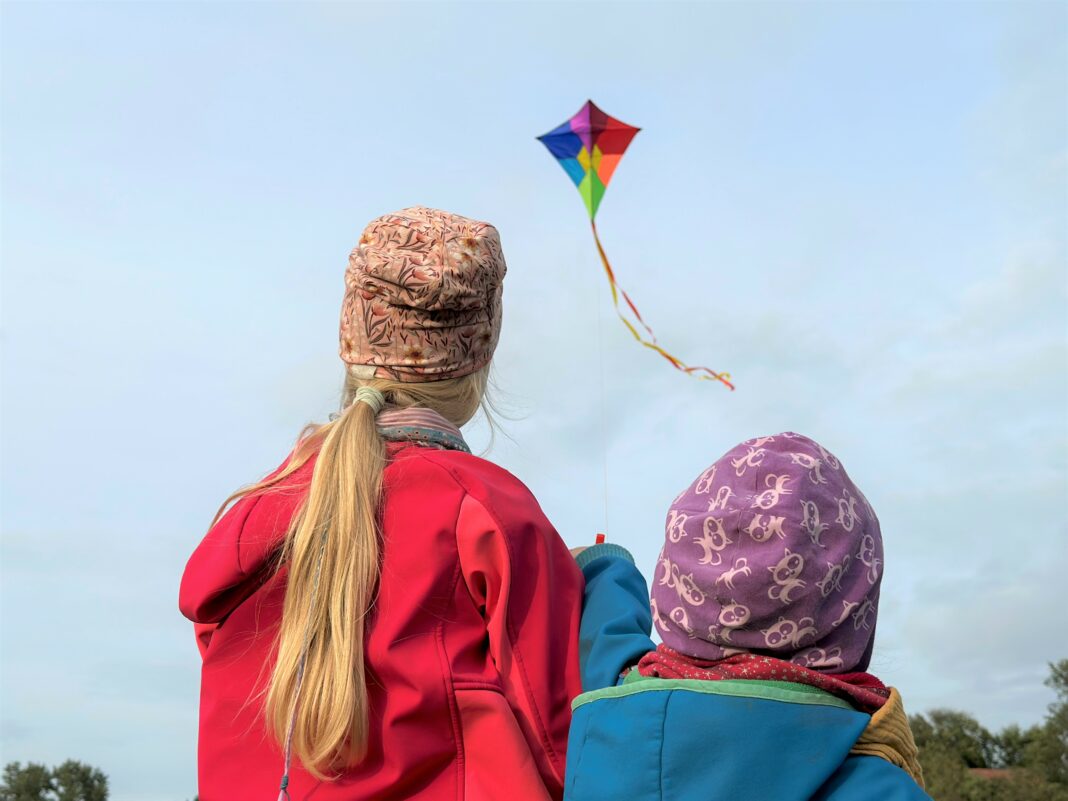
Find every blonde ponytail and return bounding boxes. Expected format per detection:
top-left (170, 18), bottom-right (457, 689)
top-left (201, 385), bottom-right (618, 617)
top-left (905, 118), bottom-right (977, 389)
top-left (214, 366), bottom-right (490, 778)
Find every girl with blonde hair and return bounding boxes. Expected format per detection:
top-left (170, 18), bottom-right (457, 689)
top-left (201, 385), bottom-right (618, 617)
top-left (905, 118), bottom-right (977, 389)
top-left (180, 207), bottom-right (584, 801)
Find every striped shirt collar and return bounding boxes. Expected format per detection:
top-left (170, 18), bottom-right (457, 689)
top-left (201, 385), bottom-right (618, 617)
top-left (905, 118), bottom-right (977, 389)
top-left (376, 407), bottom-right (470, 454)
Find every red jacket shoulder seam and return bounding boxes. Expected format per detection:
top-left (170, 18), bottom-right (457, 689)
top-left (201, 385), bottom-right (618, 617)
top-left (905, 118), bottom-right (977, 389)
top-left (414, 452), bottom-right (566, 775)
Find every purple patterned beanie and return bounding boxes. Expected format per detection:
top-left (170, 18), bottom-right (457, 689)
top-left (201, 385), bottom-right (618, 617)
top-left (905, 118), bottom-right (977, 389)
top-left (650, 433), bottom-right (883, 673)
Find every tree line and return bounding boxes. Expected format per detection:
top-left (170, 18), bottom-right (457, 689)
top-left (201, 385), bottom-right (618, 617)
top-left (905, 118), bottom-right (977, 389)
top-left (0, 762), bottom-right (106, 801)
top-left (910, 659), bottom-right (1068, 800)
top-left (3, 660), bottom-right (1066, 800)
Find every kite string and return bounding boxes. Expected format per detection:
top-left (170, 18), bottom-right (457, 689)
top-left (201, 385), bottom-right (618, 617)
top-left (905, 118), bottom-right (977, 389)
top-left (593, 259), bottom-right (610, 535)
top-left (589, 220), bottom-right (735, 391)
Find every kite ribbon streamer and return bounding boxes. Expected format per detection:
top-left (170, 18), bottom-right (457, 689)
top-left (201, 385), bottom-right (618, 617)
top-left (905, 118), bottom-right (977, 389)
top-left (591, 220), bottom-right (735, 390)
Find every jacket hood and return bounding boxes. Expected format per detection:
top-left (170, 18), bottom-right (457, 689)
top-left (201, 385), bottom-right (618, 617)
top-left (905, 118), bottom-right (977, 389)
top-left (852, 689), bottom-right (925, 787)
top-left (179, 456), bottom-right (314, 625)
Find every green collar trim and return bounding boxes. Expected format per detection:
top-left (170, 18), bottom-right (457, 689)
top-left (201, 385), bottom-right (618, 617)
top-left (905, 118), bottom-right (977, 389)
top-left (622, 670), bottom-right (838, 698)
top-left (572, 676), bottom-right (857, 713)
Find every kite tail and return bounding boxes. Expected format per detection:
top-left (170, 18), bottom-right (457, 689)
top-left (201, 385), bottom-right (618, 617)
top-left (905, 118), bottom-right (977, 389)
top-left (590, 221), bottom-right (658, 343)
top-left (590, 220), bottom-right (735, 391)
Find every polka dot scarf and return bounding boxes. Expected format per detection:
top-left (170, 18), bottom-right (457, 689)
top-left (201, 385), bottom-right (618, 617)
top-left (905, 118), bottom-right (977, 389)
top-left (637, 645), bottom-right (891, 713)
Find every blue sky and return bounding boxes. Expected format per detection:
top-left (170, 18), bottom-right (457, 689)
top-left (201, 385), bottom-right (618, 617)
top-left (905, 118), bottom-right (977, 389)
top-left (2, 2), bottom-right (1065, 799)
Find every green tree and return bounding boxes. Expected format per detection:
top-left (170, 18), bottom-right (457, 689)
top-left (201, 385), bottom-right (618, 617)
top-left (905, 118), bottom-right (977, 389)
top-left (910, 741), bottom-right (970, 801)
top-left (0, 763), bottom-right (54, 801)
top-left (50, 762), bottom-right (106, 801)
top-left (1044, 659), bottom-right (1068, 781)
top-left (1021, 659), bottom-right (1068, 785)
top-left (912, 660), bottom-right (1068, 801)
top-left (912, 709), bottom-right (997, 768)
top-left (994, 723), bottom-right (1032, 767)
top-left (0, 762), bottom-right (107, 801)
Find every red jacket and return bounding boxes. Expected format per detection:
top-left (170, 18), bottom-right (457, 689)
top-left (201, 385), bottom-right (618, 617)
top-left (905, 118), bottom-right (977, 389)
top-left (179, 443), bottom-right (585, 801)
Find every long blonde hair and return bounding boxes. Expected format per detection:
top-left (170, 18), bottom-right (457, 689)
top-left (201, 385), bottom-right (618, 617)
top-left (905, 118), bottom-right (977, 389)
top-left (212, 366), bottom-right (490, 777)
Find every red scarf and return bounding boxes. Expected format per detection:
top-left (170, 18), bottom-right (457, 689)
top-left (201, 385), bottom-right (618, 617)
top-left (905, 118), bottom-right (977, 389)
top-left (636, 645), bottom-right (890, 713)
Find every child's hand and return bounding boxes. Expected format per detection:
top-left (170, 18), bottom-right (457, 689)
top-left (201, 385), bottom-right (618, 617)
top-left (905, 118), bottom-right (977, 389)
top-left (571, 535), bottom-right (605, 559)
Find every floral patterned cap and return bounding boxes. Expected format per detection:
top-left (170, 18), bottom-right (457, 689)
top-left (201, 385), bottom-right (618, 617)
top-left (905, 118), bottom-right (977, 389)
top-left (339, 207), bottom-right (506, 381)
top-left (650, 433), bottom-right (883, 673)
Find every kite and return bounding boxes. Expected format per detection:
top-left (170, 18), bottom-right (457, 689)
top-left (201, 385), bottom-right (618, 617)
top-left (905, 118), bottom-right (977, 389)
top-left (538, 100), bottom-right (734, 389)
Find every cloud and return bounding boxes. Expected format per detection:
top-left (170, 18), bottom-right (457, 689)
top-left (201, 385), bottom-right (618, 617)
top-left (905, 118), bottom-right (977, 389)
top-left (886, 534), bottom-right (1068, 728)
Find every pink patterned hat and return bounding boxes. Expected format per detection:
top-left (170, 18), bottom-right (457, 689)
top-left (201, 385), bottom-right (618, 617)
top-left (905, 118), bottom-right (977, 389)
top-left (650, 433), bottom-right (883, 673)
top-left (339, 207), bottom-right (506, 381)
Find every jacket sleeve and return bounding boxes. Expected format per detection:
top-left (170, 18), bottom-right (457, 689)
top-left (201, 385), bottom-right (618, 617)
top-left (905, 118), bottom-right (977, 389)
top-left (574, 545), bottom-right (655, 691)
top-left (455, 492), bottom-right (585, 798)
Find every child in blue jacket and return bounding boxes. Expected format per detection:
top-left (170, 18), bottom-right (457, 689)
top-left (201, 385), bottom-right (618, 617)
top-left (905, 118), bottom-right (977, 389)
top-left (566, 433), bottom-right (931, 801)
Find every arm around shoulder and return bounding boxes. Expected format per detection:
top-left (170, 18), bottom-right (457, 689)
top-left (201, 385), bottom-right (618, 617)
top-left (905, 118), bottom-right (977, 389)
top-left (575, 544), bottom-right (655, 691)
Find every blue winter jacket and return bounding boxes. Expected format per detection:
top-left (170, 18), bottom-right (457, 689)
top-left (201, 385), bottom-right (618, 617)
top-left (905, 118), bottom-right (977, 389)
top-left (565, 546), bottom-right (931, 801)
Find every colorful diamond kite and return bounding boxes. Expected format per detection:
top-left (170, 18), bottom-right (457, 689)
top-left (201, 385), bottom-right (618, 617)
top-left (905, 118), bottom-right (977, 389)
top-left (537, 100), bottom-right (640, 220)
top-left (538, 100), bottom-right (734, 389)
